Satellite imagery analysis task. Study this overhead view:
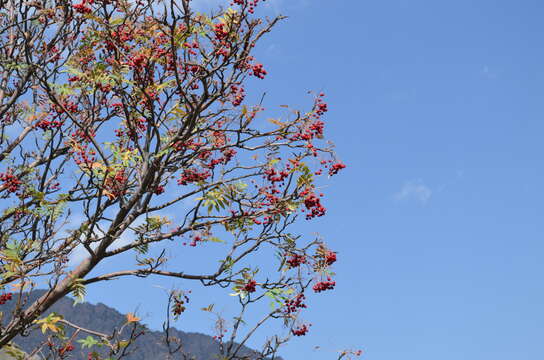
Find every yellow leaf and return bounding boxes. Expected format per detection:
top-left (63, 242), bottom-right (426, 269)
top-left (267, 118), bottom-right (285, 127)
top-left (41, 322), bottom-right (59, 334)
top-left (201, 304), bottom-right (214, 312)
top-left (103, 189), bottom-right (116, 200)
top-left (91, 162), bottom-right (105, 170)
top-left (126, 313), bottom-right (140, 323)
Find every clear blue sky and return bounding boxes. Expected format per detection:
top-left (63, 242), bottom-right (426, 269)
top-left (81, 1), bottom-right (544, 359)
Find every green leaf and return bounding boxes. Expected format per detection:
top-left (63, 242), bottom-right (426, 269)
top-left (78, 335), bottom-right (99, 349)
top-left (70, 279), bottom-right (86, 305)
top-left (208, 236), bottom-right (225, 243)
top-left (109, 17), bottom-right (124, 25)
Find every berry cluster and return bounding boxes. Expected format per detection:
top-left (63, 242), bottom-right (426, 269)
top-left (243, 279), bottom-right (257, 293)
top-left (58, 343), bottom-right (74, 357)
top-left (103, 170), bottom-right (128, 200)
top-left (285, 293), bottom-right (306, 313)
top-left (0, 170), bottom-right (22, 193)
top-left (286, 253), bottom-right (307, 268)
top-left (313, 278), bottom-right (336, 293)
top-left (214, 23), bottom-right (229, 40)
top-left (73, 0), bottom-right (92, 14)
top-left (178, 168), bottom-right (211, 185)
top-left (0, 292), bottom-right (13, 305)
top-left (292, 323), bottom-right (310, 336)
top-left (36, 119), bottom-right (62, 130)
top-left (186, 234), bottom-right (202, 247)
top-left (231, 85), bottom-right (245, 106)
top-left (302, 192), bottom-right (326, 219)
top-left (329, 162), bottom-right (346, 176)
top-left (71, 128), bottom-right (96, 142)
top-left (315, 94), bottom-right (328, 115)
top-left (325, 250), bottom-right (337, 266)
top-left (251, 63), bottom-right (267, 79)
top-left (231, 0), bottom-right (264, 14)
top-left (264, 167), bottom-right (289, 183)
top-left (72, 143), bottom-right (96, 168)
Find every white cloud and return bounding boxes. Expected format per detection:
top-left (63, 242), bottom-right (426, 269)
top-left (394, 179), bottom-right (432, 204)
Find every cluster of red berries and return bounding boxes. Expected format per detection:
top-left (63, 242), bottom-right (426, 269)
top-left (72, 144), bottom-right (96, 168)
top-left (325, 250), bottom-right (337, 266)
top-left (243, 279), bottom-right (257, 293)
top-left (183, 41), bottom-right (199, 52)
top-left (292, 323), bottom-right (310, 336)
top-left (231, 0), bottom-right (264, 14)
top-left (303, 192), bottom-right (326, 219)
top-left (264, 167), bottom-right (289, 183)
top-left (127, 52), bottom-right (147, 71)
top-left (96, 82), bottom-right (112, 93)
top-left (104, 21), bottom-right (143, 53)
top-left (286, 253), bottom-right (307, 268)
top-left (285, 293), bottom-right (306, 313)
top-left (154, 185), bottom-right (165, 195)
top-left (329, 162), bottom-right (346, 176)
top-left (0, 293), bottom-right (13, 305)
top-left (103, 170), bottom-right (128, 199)
top-left (316, 102), bottom-right (328, 115)
top-left (251, 63), bottom-right (267, 79)
top-left (203, 149), bottom-right (236, 169)
top-left (72, 128), bottom-right (96, 142)
top-left (73, 1), bottom-right (92, 14)
top-left (52, 101), bottom-right (79, 115)
top-left (309, 120), bottom-right (325, 137)
top-left (36, 119), bottom-right (62, 131)
top-left (221, 148), bottom-right (237, 164)
top-left (178, 168), bottom-right (211, 185)
top-left (185, 233), bottom-right (203, 247)
top-left (313, 278), bottom-right (336, 293)
top-left (77, 52), bottom-right (96, 67)
top-left (0, 171), bottom-right (22, 193)
top-left (214, 23), bottom-right (229, 40)
top-left (58, 343), bottom-right (74, 357)
top-left (231, 85), bottom-right (245, 106)
top-left (314, 93), bottom-right (328, 115)
top-left (48, 182), bottom-right (60, 191)
top-left (212, 328), bottom-right (228, 341)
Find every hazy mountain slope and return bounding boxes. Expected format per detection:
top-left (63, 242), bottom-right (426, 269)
top-left (2, 291), bottom-right (270, 360)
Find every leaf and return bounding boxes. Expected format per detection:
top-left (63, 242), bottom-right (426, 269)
top-left (109, 17), bottom-right (124, 25)
top-left (201, 304), bottom-right (214, 312)
top-left (77, 335), bottom-right (99, 349)
top-left (36, 313), bottom-right (63, 334)
top-left (267, 118), bottom-right (285, 127)
top-left (208, 236), bottom-right (225, 243)
top-left (126, 313), bottom-right (140, 323)
top-left (91, 162), bottom-right (105, 170)
top-left (71, 278), bottom-right (86, 305)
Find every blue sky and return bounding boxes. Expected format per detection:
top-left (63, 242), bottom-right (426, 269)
top-left (80, 1), bottom-right (544, 359)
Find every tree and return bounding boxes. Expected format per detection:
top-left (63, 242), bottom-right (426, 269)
top-left (0, 0), bottom-right (354, 358)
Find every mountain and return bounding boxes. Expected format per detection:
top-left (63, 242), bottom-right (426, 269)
top-left (1, 291), bottom-right (272, 360)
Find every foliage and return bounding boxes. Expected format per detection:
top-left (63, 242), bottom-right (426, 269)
top-left (0, 0), bottom-right (354, 359)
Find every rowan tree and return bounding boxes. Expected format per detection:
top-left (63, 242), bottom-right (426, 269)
top-left (0, 0), bottom-right (353, 359)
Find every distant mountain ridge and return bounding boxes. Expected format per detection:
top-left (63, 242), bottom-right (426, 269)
top-left (1, 291), bottom-right (272, 360)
